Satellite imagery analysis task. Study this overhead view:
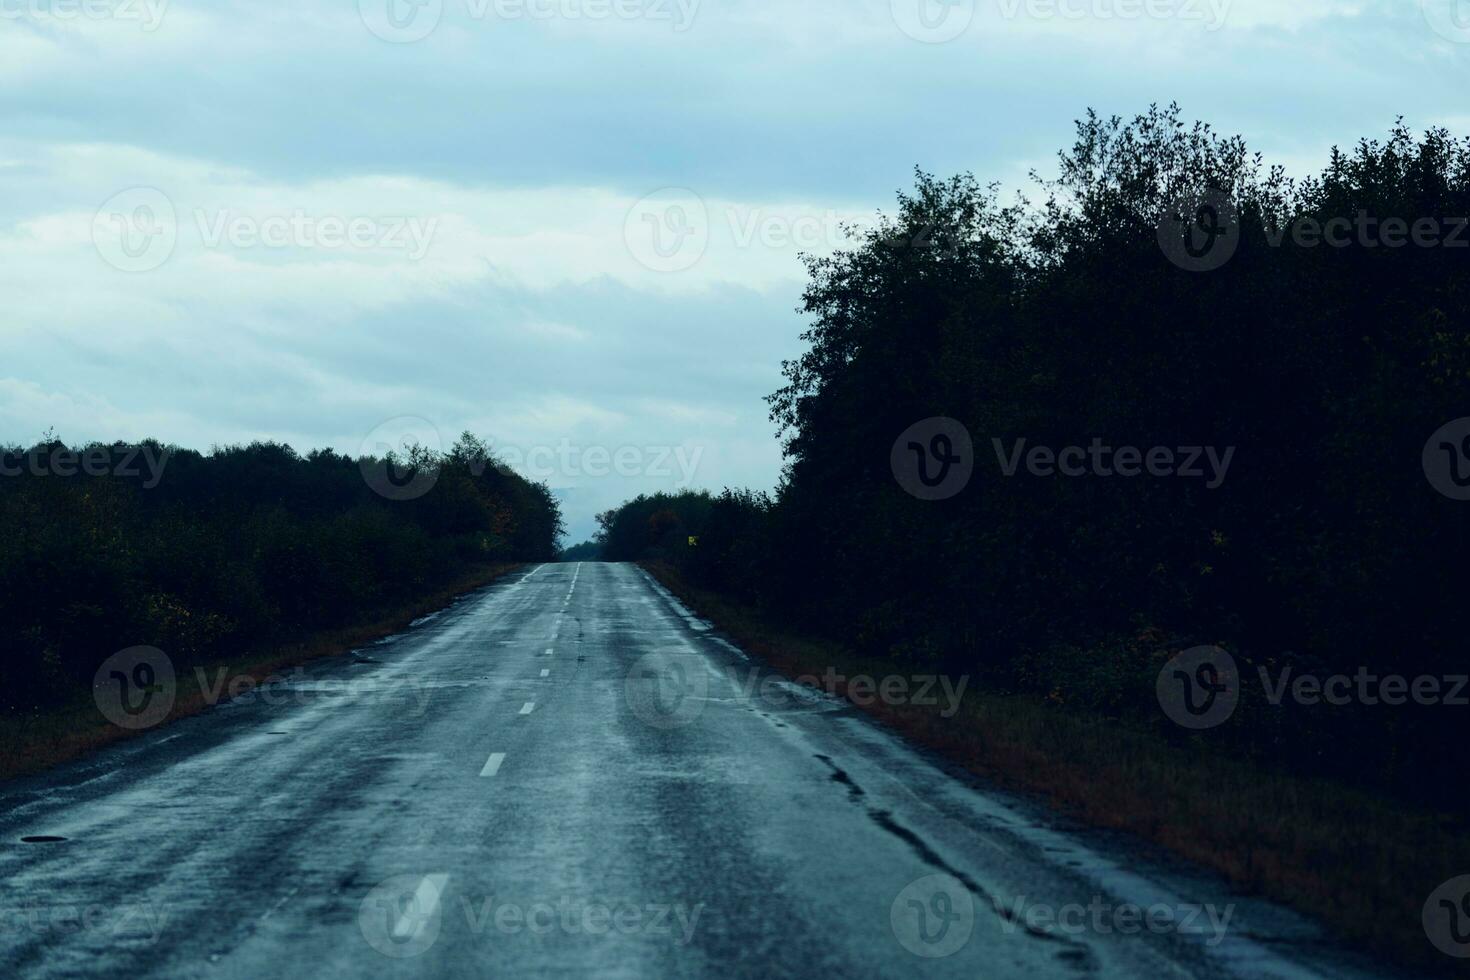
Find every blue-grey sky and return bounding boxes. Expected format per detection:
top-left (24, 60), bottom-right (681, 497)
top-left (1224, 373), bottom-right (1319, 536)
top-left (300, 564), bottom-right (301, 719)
top-left (4, 0), bottom-right (1469, 540)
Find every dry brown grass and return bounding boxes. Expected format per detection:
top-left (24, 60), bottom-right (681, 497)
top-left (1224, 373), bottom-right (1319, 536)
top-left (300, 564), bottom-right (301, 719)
top-left (0, 564), bottom-right (520, 783)
top-left (643, 561), bottom-right (1470, 976)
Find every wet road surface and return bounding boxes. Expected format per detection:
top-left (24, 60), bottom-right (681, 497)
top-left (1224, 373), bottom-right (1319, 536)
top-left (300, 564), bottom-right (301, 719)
top-left (0, 563), bottom-right (1404, 978)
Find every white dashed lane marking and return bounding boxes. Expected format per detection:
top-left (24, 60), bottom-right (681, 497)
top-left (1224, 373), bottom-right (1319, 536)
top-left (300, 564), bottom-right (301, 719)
top-left (392, 874), bottom-right (450, 940)
top-left (519, 702), bottom-right (536, 715)
top-left (479, 753), bottom-right (506, 777)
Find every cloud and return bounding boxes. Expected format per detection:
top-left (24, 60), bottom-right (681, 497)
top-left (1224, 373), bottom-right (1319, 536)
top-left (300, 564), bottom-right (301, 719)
top-left (2, 0), bottom-right (1467, 536)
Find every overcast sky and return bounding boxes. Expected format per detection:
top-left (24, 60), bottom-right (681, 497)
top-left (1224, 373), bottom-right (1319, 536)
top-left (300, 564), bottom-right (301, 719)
top-left (4, 0), bottom-right (1468, 540)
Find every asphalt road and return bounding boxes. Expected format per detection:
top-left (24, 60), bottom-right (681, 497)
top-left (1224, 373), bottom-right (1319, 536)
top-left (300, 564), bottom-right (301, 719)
top-left (0, 563), bottom-right (1404, 978)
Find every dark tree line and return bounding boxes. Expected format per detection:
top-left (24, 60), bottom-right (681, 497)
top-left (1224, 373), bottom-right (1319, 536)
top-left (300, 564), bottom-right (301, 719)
top-left (558, 539), bottom-right (604, 561)
top-left (599, 105), bottom-right (1470, 809)
top-left (1, 432), bottom-right (562, 714)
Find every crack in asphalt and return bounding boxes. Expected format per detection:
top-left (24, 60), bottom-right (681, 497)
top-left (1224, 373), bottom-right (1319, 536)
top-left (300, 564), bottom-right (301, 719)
top-left (812, 752), bottom-right (1098, 970)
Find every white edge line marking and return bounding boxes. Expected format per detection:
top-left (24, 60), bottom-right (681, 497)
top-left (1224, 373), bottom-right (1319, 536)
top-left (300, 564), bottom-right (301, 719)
top-left (480, 752), bottom-right (506, 777)
top-left (391, 874), bottom-right (449, 939)
top-left (259, 885), bottom-right (301, 922)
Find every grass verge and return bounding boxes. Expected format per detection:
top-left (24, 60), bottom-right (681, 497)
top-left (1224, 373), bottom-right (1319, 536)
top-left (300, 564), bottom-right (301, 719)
top-left (641, 560), bottom-right (1469, 976)
top-left (0, 563), bottom-right (520, 783)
